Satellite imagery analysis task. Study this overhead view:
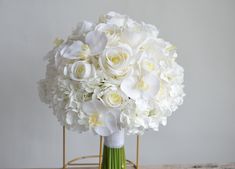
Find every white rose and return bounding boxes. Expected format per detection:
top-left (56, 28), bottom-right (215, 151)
top-left (99, 87), bottom-right (126, 108)
top-left (99, 44), bottom-right (133, 82)
top-left (103, 90), bottom-right (123, 107)
top-left (69, 61), bottom-right (95, 81)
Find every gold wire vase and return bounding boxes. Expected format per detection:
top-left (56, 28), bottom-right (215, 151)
top-left (62, 126), bottom-right (140, 169)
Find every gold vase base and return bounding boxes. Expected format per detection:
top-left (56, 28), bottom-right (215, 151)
top-left (63, 155), bottom-right (137, 169)
top-left (62, 126), bottom-right (140, 169)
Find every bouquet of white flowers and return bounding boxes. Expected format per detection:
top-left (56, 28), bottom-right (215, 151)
top-left (38, 11), bottom-right (185, 169)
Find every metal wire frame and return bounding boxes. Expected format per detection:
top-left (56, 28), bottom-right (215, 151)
top-left (62, 126), bottom-right (140, 169)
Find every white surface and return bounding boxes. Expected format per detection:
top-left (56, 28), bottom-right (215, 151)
top-left (0, 0), bottom-right (235, 168)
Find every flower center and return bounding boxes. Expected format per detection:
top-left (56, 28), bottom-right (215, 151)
top-left (143, 60), bottom-right (155, 71)
top-left (106, 29), bottom-right (115, 35)
top-left (89, 113), bottom-right (103, 127)
top-left (76, 64), bottom-right (85, 78)
top-left (136, 78), bottom-right (149, 91)
top-left (78, 44), bottom-right (90, 59)
top-left (108, 92), bottom-right (123, 105)
top-left (107, 53), bottom-right (128, 65)
top-left (111, 55), bottom-right (121, 64)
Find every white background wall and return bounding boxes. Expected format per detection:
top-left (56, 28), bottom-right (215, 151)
top-left (0, 0), bottom-right (235, 168)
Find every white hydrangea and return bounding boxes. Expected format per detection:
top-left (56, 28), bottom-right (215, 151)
top-left (38, 11), bottom-right (185, 136)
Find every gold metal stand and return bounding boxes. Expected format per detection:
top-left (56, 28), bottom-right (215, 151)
top-left (62, 126), bottom-right (140, 169)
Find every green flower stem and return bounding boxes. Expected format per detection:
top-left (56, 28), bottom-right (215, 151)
top-left (102, 145), bottom-right (126, 169)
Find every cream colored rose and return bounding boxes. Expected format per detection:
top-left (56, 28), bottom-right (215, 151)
top-left (69, 61), bottom-right (95, 81)
top-left (99, 44), bottom-right (133, 82)
top-left (102, 88), bottom-right (125, 108)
